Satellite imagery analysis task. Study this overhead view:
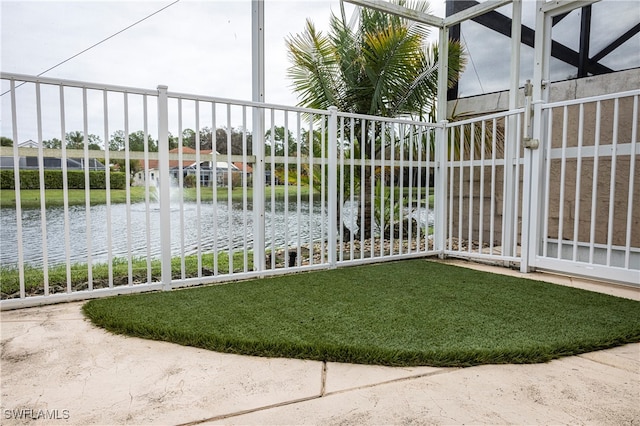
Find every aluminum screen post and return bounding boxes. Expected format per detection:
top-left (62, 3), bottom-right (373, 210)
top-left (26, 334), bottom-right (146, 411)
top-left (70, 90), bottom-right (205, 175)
top-left (157, 85), bottom-right (172, 291)
top-left (523, 1), bottom-right (553, 273)
top-left (435, 25), bottom-right (450, 256)
top-left (328, 106), bottom-right (338, 268)
top-left (252, 0), bottom-right (266, 274)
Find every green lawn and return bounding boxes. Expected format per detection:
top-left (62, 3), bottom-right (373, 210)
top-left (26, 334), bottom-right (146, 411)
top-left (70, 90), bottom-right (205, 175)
top-left (0, 185), bottom-right (317, 208)
top-left (82, 260), bottom-right (640, 367)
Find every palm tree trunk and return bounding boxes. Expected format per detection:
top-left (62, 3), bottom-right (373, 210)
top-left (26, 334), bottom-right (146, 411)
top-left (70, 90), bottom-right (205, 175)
top-left (356, 168), bottom-right (373, 240)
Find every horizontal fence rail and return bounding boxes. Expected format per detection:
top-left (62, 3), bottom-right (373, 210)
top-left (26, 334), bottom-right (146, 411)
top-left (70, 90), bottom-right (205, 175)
top-left (1, 73), bottom-right (638, 309)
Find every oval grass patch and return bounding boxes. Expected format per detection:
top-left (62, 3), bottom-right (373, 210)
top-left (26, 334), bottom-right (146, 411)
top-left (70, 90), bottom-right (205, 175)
top-left (82, 260), bottom-right (640, 367)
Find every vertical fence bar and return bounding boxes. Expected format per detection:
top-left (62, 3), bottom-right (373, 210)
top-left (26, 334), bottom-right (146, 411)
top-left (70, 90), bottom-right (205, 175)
top-left (196, 100), bottom-right (203, 276)
top-left (360, 118), bottom-right (366, 258)
top-left (35, 82), bottom-right (50, 296)
top-left (157, 85), bottom-right (172, 290)
top-left (321, 114), bottom-right (327, 264)
top-left (512, 114), bottom-right (523, 255)
top-left (416, 126), bottom-right (423, 250)
top-left (339, 116), bottom-right (345, 261)
top-left (327, 107), bottom-right (338, 268)
top-left (390, 124), bottom-right (396, 255)
top-left (178, 100), bottom-right (186, 279)
top-left (349, 117), bottom-right (355, 260)
top-left (542, 109), bottom-right (553, 258)
top-left (503, 116), bottom-right (517, 259)
top-left (268, 109), bottom-right (276, 269)
top-left (572, 103), bottom-right (585, 261)
top-left (457, 125), bottom-right (464, 251)
top-left (379, 122), bottom-right (386, 258)
top-left (369, 120), bottom-right (376, 258)
top-left (212, 103), bottom-right (220, 276)
top-left (624, 95), bottom-right (637, 269)
top-left (588, 101), bottom-right (601, 264)
top-left (398, 124), bottom-right (405, 253)
top-left (557, 105), bottom-right (569, 259)
top-left (478, 120), bottom-right (486, 251)
top-left (9, 80), bottom-right (25, 298)
top-left (606, 98), bottom-right (619, 266)
top-left (308, 113), bottom-right (315, 266)
top-left (468, 122), bottom-right (475, 253)
top-left (296, 112), bottom-right (302, 265)
top-left (82, 87), bottom-right (93, 290)
top-left (408, 125), bottom-right (414, 253)
top-left (59, 85), bottom-right (72, 294)
top-left (242, 106), bottom-right (249, 272)
top-left (284, 112), bottom-right (290, 266)
top-left (103, 90), bottom-right (114, 289)
top-left (226, 104), bottom-right (233, 274)
top-left (501, 118), bottom-right (509, 252)
top-left (425, 126), bottom-right (432, 249)
top-left (447, 124), bottom-right (454, 252)
top-left (124, 92), bottom-right (133, 285)
top-left (143, 95), bottom-right (152, 283)
top-left (489, 118), bottom-right (497, 254)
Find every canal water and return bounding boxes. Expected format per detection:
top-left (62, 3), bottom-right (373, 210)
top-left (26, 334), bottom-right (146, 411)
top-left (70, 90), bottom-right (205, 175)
top-left (0, 200), bottom-right (433, 268)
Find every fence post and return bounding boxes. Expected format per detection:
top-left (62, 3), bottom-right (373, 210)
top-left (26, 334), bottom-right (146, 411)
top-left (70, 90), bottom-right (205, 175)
top-left (252, 0), bottom-right (266, 274)
top-left (328, 106), bottom-right (338, 268)
top-left (435, 25), bottom-right (449, 257)
top-left (522, 2), bottom-right (553, 273)
top-left (157, 85), bottom-right (172, 290)
top-left (434, 121), bottom-right (448, 256)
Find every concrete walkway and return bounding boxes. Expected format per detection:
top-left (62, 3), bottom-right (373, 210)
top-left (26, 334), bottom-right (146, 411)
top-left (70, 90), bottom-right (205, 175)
top-left (1, 261), bottom-right (639, 425)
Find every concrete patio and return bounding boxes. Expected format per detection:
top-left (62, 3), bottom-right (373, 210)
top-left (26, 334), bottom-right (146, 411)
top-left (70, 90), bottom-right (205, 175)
top-left (1, 260), bottom-right (639, 425)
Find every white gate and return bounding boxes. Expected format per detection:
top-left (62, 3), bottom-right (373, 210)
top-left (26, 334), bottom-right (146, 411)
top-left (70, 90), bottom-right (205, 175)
top-left (521, 1), bottom-right (640, 285)
top-left (527, 90), bottom-right (639, 284)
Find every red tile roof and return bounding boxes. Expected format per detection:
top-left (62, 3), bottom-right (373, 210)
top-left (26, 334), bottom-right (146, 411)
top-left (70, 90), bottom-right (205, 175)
top-left (146, 147), bottom-right (213, 170)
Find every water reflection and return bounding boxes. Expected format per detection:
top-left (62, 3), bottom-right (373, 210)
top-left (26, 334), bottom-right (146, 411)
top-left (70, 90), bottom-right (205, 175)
top-left (0, 200), bottom-right (327, 267)
top-left (0, 200), bottom-right (434, 268)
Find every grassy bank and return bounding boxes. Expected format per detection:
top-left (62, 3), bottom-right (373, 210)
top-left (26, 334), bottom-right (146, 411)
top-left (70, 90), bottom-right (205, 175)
top-left (0, 251), bottom-right (252, 297)
top-left (83, 260), bottom-right (640, 367)
top-left (0, 186), bottom-right (318, 209)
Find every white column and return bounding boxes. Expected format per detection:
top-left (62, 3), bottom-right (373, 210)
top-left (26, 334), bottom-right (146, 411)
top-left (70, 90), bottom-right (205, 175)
top-left (434, 26), bottom-right (449, 255)
top-left (504, 0), bottom-right (522, 266)
top-left (252, 0), bottom-right (266, 273)
top-left (157, 85), bottom-right (172, 290)
top-left (523, 1), bottom-right (553, 272)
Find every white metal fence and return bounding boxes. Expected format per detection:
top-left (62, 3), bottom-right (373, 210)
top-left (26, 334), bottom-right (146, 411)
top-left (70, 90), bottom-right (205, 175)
top-left (1, 73), bottom-right (638, 309)
top-left (444, 108), bottom-right (525, 264)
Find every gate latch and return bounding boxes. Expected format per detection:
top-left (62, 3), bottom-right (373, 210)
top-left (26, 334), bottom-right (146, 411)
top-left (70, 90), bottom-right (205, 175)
top-left (523, 80), bottom-right (538, 149)
top-left (523, 138), bottom-right (539, 149)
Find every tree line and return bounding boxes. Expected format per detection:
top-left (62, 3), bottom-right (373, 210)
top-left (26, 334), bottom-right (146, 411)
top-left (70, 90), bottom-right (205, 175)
top-left (1, 127), bottom-right (253, 154)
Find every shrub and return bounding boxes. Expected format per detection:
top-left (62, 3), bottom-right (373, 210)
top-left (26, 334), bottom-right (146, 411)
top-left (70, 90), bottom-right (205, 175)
top-left (183, 174), bottom-right (197, 188)
top-left (0, 170), bottom-right (126, 190)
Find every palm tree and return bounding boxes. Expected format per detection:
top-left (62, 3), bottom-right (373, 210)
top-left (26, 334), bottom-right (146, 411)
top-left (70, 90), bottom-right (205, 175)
top-left (286, 0), bottom-right (464, 238)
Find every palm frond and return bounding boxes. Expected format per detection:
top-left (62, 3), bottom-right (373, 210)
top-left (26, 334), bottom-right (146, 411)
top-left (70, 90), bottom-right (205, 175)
top-left (286, 19), bottom-right (342, 110)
